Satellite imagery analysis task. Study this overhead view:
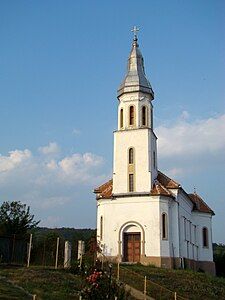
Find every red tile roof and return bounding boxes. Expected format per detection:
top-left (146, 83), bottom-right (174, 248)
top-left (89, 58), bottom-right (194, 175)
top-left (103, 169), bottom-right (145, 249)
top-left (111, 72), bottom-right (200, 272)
top-left (188, 193), bottom-right (215, 215)
top-left (157, 171), bottom-right (180, 189)
top-left (94, 179), bottom-right (113, 199)
top-left (150, 180), bottom-right (175, 198)
top-left (94, 172), bottom-right (214, 215)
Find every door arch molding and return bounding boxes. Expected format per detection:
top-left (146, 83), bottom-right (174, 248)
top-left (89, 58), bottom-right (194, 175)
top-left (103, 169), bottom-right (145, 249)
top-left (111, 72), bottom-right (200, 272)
top-left (118, 221), bottom-right (145, 259)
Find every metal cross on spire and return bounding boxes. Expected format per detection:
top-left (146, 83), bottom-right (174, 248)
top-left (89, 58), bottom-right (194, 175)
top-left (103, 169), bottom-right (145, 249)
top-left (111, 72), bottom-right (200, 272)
top-left (131, 26), bottom-right (140, 40)
top-left (194, 186), bottom-right (197, 195)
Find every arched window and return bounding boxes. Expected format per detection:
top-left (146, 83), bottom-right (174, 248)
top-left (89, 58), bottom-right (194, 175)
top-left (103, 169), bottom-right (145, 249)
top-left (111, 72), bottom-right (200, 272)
top-left (120, 108), bottom-right (124, 128)
top-left (142, 106), bottom-right (147, 126)
top-left (128, 148), bottom-right (135, 192)
top-left (100, 216), bottom-right (103, 240)
top-left (129, 148), bottom-right (134, 164)
top-left (129, 106), bottom-right (134, 126)
top-left (129, 174), bottom-right (134, 192)
top-left (162, 213), bottom-right (168, 239)
top-left (202, 227), bottom-right (209, 247)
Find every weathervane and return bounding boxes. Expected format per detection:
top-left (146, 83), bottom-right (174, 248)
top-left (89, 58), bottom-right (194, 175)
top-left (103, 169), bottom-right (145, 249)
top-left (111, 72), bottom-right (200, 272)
top-left (131, 26), bottom-right (140, 40)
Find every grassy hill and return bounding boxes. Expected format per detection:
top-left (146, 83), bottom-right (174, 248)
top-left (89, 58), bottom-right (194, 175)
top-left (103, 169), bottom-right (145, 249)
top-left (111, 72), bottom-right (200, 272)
top-left (120, 264), bottom-right (225, 300)
top-left (0, 264), bottom-right (225, 299)
top-left (0, 267), bottom-right (83, 300)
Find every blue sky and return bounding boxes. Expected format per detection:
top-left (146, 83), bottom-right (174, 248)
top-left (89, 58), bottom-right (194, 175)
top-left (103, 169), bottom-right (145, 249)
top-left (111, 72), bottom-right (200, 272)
top-left (0, 1), bottom-right (224, 242)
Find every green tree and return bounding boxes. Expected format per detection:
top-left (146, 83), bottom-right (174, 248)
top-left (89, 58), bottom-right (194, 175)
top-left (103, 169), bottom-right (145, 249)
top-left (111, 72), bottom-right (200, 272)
top-left (0, 201), bottom-right (40, 237)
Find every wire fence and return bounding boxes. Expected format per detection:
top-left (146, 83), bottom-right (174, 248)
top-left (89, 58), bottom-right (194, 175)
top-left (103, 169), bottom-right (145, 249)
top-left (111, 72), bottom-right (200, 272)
top-left (116, 265), bottom-right (188, 300)
top-left (0, 235), bottom-right (188, 300)
top-left (0, 235), bottom-right (27, 265)
top-left (0, 234), bottom-right (90, 269)
top-left (98, 256), bottom-right (188, 300)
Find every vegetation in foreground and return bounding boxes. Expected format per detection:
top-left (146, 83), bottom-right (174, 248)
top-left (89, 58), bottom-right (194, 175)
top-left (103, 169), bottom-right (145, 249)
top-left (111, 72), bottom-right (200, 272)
top-left (0, 267), bottom-right (82, 300)
top-left (0, 275), bottom-right (32, 300)
top-left (214, 243), bottom-right (225, 277)
top-left (0, 266), bottom-right (133, 300)
top-left (121, 264), bottom-right (225, 300)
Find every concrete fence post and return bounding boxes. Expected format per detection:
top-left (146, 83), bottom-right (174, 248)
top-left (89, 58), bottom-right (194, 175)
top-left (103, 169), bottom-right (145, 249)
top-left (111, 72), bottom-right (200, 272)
top-left (27, 234), bottom-right (32, 268)
top-left (117, 262), bottom-right (120, 281)
top-left (64, 241), bottom-right (71, 269)
top-left (144, 276), bottom-right (147, 299)
top-left (55, 237), bottom-right (60, 269)
top-left (78, 240), bottom-right (85, 268)
top-left (77, 240), bottom-right (85, 259)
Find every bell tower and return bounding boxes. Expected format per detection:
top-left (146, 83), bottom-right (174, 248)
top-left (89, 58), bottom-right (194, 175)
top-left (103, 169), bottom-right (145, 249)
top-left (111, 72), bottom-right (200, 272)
top-left (112, 29), bottom-right (158, 195)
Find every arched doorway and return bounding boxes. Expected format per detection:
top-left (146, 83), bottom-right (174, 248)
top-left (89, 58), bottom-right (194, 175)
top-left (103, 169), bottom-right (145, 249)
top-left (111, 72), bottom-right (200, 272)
top-left (123, 224), bottom-right (141, 262)
top-left (118, 221), bottom-right (145, 262)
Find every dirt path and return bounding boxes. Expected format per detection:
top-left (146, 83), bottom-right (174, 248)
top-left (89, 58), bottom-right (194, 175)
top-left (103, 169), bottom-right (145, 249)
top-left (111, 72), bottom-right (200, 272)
top-left (124, 284), bottom-right (154, 300)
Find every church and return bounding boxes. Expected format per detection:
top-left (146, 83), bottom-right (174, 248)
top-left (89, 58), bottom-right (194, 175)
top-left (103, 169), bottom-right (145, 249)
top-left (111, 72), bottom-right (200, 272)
top-left (94, 31), bottom-right (215, 275)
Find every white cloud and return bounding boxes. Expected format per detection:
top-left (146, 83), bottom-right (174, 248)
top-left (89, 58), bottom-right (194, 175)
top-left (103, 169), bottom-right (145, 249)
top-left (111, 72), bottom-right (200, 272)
top-left (59, 153), bottom-right (103, 174)
top-left (54, 153), bottom-right (104, 184)
top-left (0, 145), bottom-right (106, 212)
top-left (72, 128), bottom-right (81, 135)
top-left (39, 142), bottom-right (60, 155)
top-left (46, 159), bottom-right (58, 170)
top-left (155, 113), bottom-right (225, 180)
top-left (156, 114), bottom-right (225, 158)
top-left (0, 149), bottom-right (31, 173)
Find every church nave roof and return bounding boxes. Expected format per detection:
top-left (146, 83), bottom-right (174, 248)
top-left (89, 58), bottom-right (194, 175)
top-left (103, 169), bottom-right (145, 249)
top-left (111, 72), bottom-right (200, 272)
top-left (94, 172), bottom-right (214, 215)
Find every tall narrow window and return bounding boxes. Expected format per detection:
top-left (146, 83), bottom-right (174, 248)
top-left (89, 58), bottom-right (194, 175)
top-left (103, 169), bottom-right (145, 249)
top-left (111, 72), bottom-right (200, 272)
top-left (100, 216), bottom-right (103, 240)
top-left (187, 242), bottom-right (189, 258)
top-left (142, 106), bottom-right (147, 126)
top-left (162, 213), bottom-right (168, 239)
top-left (129, 148), bottom-right (134, 164)
top-left (184, 218), bottom-right (187, 241)
top-left (194, 225), bottom-right (197, 244)
top-left (120, 108), bottom-right (124, 128)
top-left (190, 222), bottom-right (192, 243)
top-left (129, 106), bottom-right (134, 126)
top-left (202, 227), bottom-right (209, 247)
top-left (151, 109), bottom-right (153, 128)
top-left (153, 151), bottom-right (156, 169)
top-left (129, 174), bottom-right (134, 192)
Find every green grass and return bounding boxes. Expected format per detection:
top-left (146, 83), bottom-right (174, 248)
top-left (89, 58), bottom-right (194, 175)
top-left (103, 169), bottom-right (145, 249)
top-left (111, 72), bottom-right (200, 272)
top-left (0, 276), bottom-right (32, 300)
top-left (0, 267), bottom-right (83, 300)
top-left (120, 264), bottom-right (225, 300)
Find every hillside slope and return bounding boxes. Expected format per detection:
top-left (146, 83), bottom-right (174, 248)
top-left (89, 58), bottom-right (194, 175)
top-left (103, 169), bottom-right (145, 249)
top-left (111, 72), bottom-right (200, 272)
top-left (121, 264), bottom-right (225, 300)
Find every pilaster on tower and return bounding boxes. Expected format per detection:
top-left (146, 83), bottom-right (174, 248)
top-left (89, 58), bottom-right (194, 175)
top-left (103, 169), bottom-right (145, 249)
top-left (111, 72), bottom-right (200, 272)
top-left (113, 31), bottom-right (158, 195)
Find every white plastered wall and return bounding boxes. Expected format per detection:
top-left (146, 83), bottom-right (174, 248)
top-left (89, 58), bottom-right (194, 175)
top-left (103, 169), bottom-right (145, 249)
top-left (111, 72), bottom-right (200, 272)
top-left (113, 128), bottom-right (158, 193)
top-left (97, 196), bottom-right (162, 258)
top-left (177, 190), bottom-right (213, 262)
top-left (192, 212), bottom-right (213, 261)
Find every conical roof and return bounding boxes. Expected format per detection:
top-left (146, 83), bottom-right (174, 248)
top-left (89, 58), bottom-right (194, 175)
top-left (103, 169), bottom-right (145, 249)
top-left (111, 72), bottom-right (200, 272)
top-left (117, 37), bottom-right (154, 98)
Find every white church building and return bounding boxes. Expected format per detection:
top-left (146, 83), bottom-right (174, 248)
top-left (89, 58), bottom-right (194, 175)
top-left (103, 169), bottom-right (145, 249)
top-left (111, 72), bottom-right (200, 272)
top-left (94, 32), bottom-right (215, 275)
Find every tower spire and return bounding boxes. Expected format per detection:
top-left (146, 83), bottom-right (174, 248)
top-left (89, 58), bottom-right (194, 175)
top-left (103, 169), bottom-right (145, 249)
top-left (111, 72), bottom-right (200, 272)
top-left (117, 28), bottom-right (154, 98)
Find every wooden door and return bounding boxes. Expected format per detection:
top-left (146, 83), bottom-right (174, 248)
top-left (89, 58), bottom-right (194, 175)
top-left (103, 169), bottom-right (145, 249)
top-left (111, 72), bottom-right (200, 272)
top-left (123, 233), bottom-right (141, 262)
